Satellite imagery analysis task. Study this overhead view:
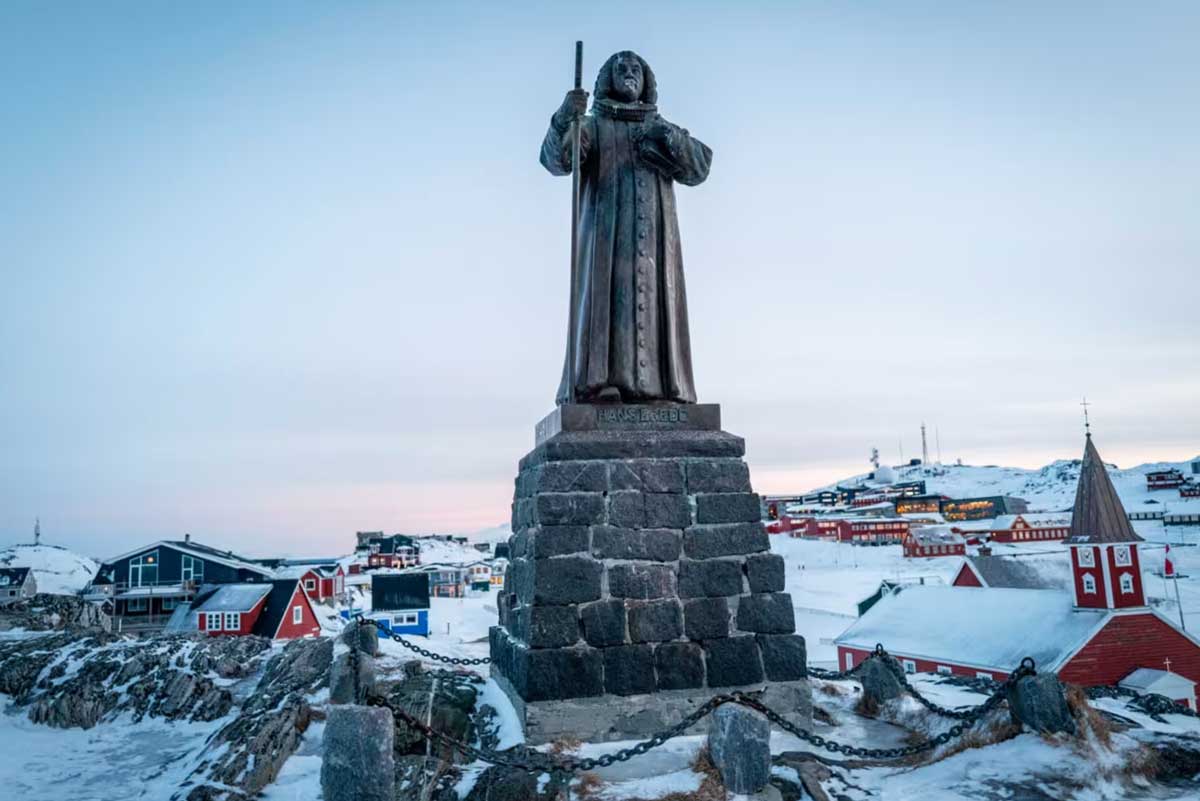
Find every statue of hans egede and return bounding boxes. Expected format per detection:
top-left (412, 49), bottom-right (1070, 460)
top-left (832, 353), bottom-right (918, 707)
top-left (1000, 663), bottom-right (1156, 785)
top-left (541, 50), bottom-right (712, 406)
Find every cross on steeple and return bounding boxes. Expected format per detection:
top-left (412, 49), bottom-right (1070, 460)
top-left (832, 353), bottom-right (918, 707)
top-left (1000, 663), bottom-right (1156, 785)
top-left (1164, 656), bottom-right (1173, 673)
top-left (1080, 397), bottom-right (1092, 437)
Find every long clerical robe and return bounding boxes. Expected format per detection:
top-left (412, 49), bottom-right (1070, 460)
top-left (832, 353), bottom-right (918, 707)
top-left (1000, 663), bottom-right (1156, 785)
top-left (541, 101), bottom-right (712, 405)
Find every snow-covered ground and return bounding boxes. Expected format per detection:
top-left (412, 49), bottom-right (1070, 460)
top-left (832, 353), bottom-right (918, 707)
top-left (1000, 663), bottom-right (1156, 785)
top-left (0, 543), bottom-right (99, 594)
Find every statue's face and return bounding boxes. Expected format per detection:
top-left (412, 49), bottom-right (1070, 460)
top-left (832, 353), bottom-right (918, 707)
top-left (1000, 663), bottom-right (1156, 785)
top-left (610, 56), bottom-right (644, 102)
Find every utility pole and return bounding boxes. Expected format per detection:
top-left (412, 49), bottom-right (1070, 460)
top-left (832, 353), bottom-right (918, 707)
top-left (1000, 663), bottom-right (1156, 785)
top-left (921, 422), bottom-right (929, 466)
top-left (34, 517), bottom-right (41, 546)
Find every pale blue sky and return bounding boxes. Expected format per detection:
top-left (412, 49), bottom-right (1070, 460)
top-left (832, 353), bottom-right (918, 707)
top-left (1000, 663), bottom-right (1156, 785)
top-left (2, 2), bottom-right (1197, 558)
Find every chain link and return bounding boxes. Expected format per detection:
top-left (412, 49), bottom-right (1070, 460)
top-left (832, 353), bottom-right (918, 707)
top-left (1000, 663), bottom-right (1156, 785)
top-left (353, 614), bottom-right (492, 666)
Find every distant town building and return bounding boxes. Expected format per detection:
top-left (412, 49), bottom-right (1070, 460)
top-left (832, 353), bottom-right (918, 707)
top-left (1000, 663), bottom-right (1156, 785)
top-left (274, 564), bottom-right (345, 602)
top-left (940, 495), bottom-right (1029, 522)
top-left (465, 561), bottom-right (492, 592)
top-left (983, 513), bottom-right (1071, 543)
top-left (367, 535), bottom-right (420, 569)
top-left (952, 556), bottom-right (1068, 590)
top-left (0, 567), bottom-right (37, 606)
top-left (369, 572), bottom-right (430, 636)
top-left (1147, 469), bottom-right (1186, 490)
top-left (192, 579), bottom-right (321, 640)
top-left (902, 527), bottom-right (965, 558)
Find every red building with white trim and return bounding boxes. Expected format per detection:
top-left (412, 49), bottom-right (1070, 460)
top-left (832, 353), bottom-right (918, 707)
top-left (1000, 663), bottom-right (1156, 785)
top-left (902, 528), bottom-right (966, 558)
top-left (837, 434), bottom-right (1200, 708)
top-left (985, 513), bottom-right (1071, 543)
top-left (789, 517), bottom-right (910, 545)
top-left (193, 578), bottom-right (321, 640)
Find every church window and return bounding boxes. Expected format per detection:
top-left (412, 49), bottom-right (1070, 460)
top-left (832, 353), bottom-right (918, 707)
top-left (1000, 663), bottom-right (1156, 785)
top-left (1114, 546), bottom-right (1132, 567)
top-left (1082, 574), bottom-right (1097, 594)
top-left (1119, 573), bottom-right (1134, 594)
top-left (1078, 548), bottom-right (1095, 568)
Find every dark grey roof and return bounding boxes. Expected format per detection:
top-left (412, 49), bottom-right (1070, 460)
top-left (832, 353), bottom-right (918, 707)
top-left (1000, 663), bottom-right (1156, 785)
top-left (372, 573), bottom-right (430, 611)
top-left (0, 567), bottom-right (31, 586)
top-left (252, 579), bottom-right (306, 638)
top-left (964, 556), bottom-right (1067, 590)
top-left (1065, 435), bottom-right (1142, 544)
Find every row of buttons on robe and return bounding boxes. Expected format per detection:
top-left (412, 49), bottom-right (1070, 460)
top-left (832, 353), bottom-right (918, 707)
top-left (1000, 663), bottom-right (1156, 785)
top-left (636, 173), bottom-right (650, 379)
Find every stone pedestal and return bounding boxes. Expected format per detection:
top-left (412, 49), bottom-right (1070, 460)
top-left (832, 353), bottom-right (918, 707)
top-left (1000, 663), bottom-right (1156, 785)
top-left (490, 403), bottom-right (810, 743)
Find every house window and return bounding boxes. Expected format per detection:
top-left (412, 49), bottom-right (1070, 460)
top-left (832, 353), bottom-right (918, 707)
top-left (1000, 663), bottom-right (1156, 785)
top-left (1078, 548), bottom-right (1095, 568)
top-left (224, 612), bottom-right (241, 631)
top-left (902, 659), bottom-right (916, 674)
top-left (304, 579), bottom-right (316, 591)
top-left (292, 606), bottom-right (303, 624)
top-left (129, 551), bottom-right (159, 587)
top-left (6, 590), bottom-right (14, 597)
top-left (127, 597), bottom-right (149, 613)
top-left (162, 598), bottom-right (178, 611)
top-left (937, 665), bottom-right (952, 675)
top-left (393, 612), bottom-right (419, 626)
top-left (976, 671), bottom-right (992, 680)
top-left (205, 612), bottom-right (222, 631)
top-left (1082, 573), bottom-right (1097, 594)
top-left (1114, 546), bottom-right (1132, 567)
top-left (1119, 573), bottom-right (1134, 594)
top-left (845, 652), bottom-right (855, 670)
top-left (181, 555), bottom-right (203, 583)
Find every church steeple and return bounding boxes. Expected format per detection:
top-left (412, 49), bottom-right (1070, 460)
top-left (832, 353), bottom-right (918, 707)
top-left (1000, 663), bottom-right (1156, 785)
top-left (1066, 433), bottom-right (1145, 609)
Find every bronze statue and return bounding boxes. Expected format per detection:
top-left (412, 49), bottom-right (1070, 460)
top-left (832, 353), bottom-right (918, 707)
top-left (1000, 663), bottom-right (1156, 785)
top-left (542, 51), bottom-right (712, 405)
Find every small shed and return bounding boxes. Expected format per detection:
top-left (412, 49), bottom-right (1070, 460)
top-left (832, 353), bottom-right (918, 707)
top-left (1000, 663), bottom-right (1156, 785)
top-left (1120, 668), bottom-right (1197, 711)
top-left (371, 573), bottom-right (431, 636)
top-left (0, 567), bottom-right (37, 605)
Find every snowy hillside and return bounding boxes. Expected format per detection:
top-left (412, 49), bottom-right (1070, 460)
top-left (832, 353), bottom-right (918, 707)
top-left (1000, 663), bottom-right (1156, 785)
top-left (416, 538), bottom-right (489, 565)
top-left (814, 454), bottom-right (1200, 512)
top-left (0, 544), bottom-right (98, 595)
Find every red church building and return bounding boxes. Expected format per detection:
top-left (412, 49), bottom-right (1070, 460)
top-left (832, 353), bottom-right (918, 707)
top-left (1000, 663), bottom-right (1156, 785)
top-left (838, 433), bottom-right (1200, 709)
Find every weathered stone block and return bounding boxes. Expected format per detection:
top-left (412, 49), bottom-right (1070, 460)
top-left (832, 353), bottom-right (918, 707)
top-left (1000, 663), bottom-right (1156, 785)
top-left (528, 526), bottom-right (590, 558)
top-left (745, 552), bottom-right (786, 593)
top-left (509, 558), bottom-right (534, 604)
top-left (644, 493), bottom-right (691, 528)
top-left (705, 636), bottom-right (763, 687)
top-left (580, 599), bottom-right (627, 647)
top-left (736, 593), bottom-right (795, 634)
top-left (627, 600), bottom-right (682, 643)
top-left (686, 459), bottom-right (751, 494)
top-left (592, 526), bottom-right (681, 562)
top-left (607, 490), bottom-right (646, 528)
top-left (322, 706), bottom-right (396, 801)
top-left (511, 498), bottom-right (534, 531)
top-left (531, 431), bottom-right (746, 465)
top-left (535, 493), bottom-right (606, 526)
top-left (677, 559), bottom-right (744, 598)
top-left (683, 597), bottom-right (730, 640)
top-left (707, 704), bottom-right (770, 795)
top-left (609, 563), bottom-right (676, 600)
top-left (533, 462), bottom-right (608, 493)
top-left (340, 619), bottom-right (379, 657)
top-left (1007, 673), bottom-right (1076, 735)
top-left (756, 634), bottom-right (807, 681)
top-left (683, 523), bottom-right (769, 559)
top-left (859, 655), bottom-right (904, 706)
top-left (694, 493), bottom-right (762, 524)
top-left (603, 645), bottom-right (656, 696)
top-left (532, 556), bottom-right (603, 605)
top-left (508, 529), bottom-right (529, 559)
top-left (609, 460), bottom-right (686, 494)
top-left (527, 605), bottom-right (580, 649)
top-left (655, 642), bottom-right (705, 690)
top-left (525, 647), bottom-right (604, 701)
top-left (329, 650), bottom-right (376, 705)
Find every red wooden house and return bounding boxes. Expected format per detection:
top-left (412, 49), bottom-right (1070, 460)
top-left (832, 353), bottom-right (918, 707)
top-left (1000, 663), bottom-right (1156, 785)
top-left (902, 527), bottom-right (966, 558)
top-left (985, 513), bottom-right (1071, 543)
top-left (789, 517), bottom-right (909, 545)
top-left (193, 579), bottom-right (321, 640)
top-left (276, 564), bottom-right (346, 602)
top-left (838, 434), bottom-right (1200, 709)
top-left (1147, 469), bottom-right (1185, 490)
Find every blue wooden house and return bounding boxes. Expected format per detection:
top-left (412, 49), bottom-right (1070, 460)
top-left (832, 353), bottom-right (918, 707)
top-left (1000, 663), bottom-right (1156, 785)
top-left (369, 572), bottom-right (431, 637)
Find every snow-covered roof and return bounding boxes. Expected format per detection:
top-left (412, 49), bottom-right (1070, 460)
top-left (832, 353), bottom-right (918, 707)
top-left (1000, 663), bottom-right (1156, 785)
top-left (962, 555), bottom-right (1070, 590)
top-left (993, 513), bottom-right (1071, 529)
top-left (835, 586), bottom-right (1107, 673)
top-left (1121, 668), bottom-right (1196, 695)
top-left (910, 529), bottom-right (963, 546)
top-left (163, 602), bottom-right (197, 633)
top-left (273, 565), bottom-right (321, 580)
top-left (192, 583), bottom-right (272, 613)
top-left (100, 540), bottom-right (273, 578)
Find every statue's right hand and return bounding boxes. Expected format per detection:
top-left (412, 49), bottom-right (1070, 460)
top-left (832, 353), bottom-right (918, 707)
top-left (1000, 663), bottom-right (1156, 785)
top-left (559, 88), bottom-right (589, 119)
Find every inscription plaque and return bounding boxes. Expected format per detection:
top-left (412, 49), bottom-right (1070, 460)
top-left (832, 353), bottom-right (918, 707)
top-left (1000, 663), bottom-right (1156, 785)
top-left (535, 403), bottom-right (721, 446)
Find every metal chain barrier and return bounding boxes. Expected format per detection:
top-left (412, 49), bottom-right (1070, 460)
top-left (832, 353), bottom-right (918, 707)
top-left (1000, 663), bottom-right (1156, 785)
top-left (353, 614), bottom-right (491, 666)
top-left (363, 655), bottom-right (1038, 774)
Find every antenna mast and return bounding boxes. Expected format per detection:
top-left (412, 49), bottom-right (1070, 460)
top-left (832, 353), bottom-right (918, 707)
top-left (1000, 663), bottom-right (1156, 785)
top-left (921, 422), bottom-right (929, 466)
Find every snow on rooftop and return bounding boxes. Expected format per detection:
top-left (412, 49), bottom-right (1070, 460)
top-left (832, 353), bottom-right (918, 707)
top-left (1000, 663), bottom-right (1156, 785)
top-left (835, 585), bottom-right (1106, 672)
top-left (0, 543), bottom-right (99, 595)
top-left (193, 584), bottom-right (273, 613)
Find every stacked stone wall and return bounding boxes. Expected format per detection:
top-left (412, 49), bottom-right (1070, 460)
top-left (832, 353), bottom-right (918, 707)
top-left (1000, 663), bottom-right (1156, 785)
top-left (492, 435), bottom-right (806, 703)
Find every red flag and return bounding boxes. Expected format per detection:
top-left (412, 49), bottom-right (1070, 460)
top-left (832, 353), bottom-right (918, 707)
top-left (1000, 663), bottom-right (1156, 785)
top-left (1165, 543), bottom-right (1175, 578)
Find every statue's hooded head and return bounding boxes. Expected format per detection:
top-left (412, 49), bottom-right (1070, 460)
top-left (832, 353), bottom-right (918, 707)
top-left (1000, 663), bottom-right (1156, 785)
top-left (594, 51), bottom-right (657, 105)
